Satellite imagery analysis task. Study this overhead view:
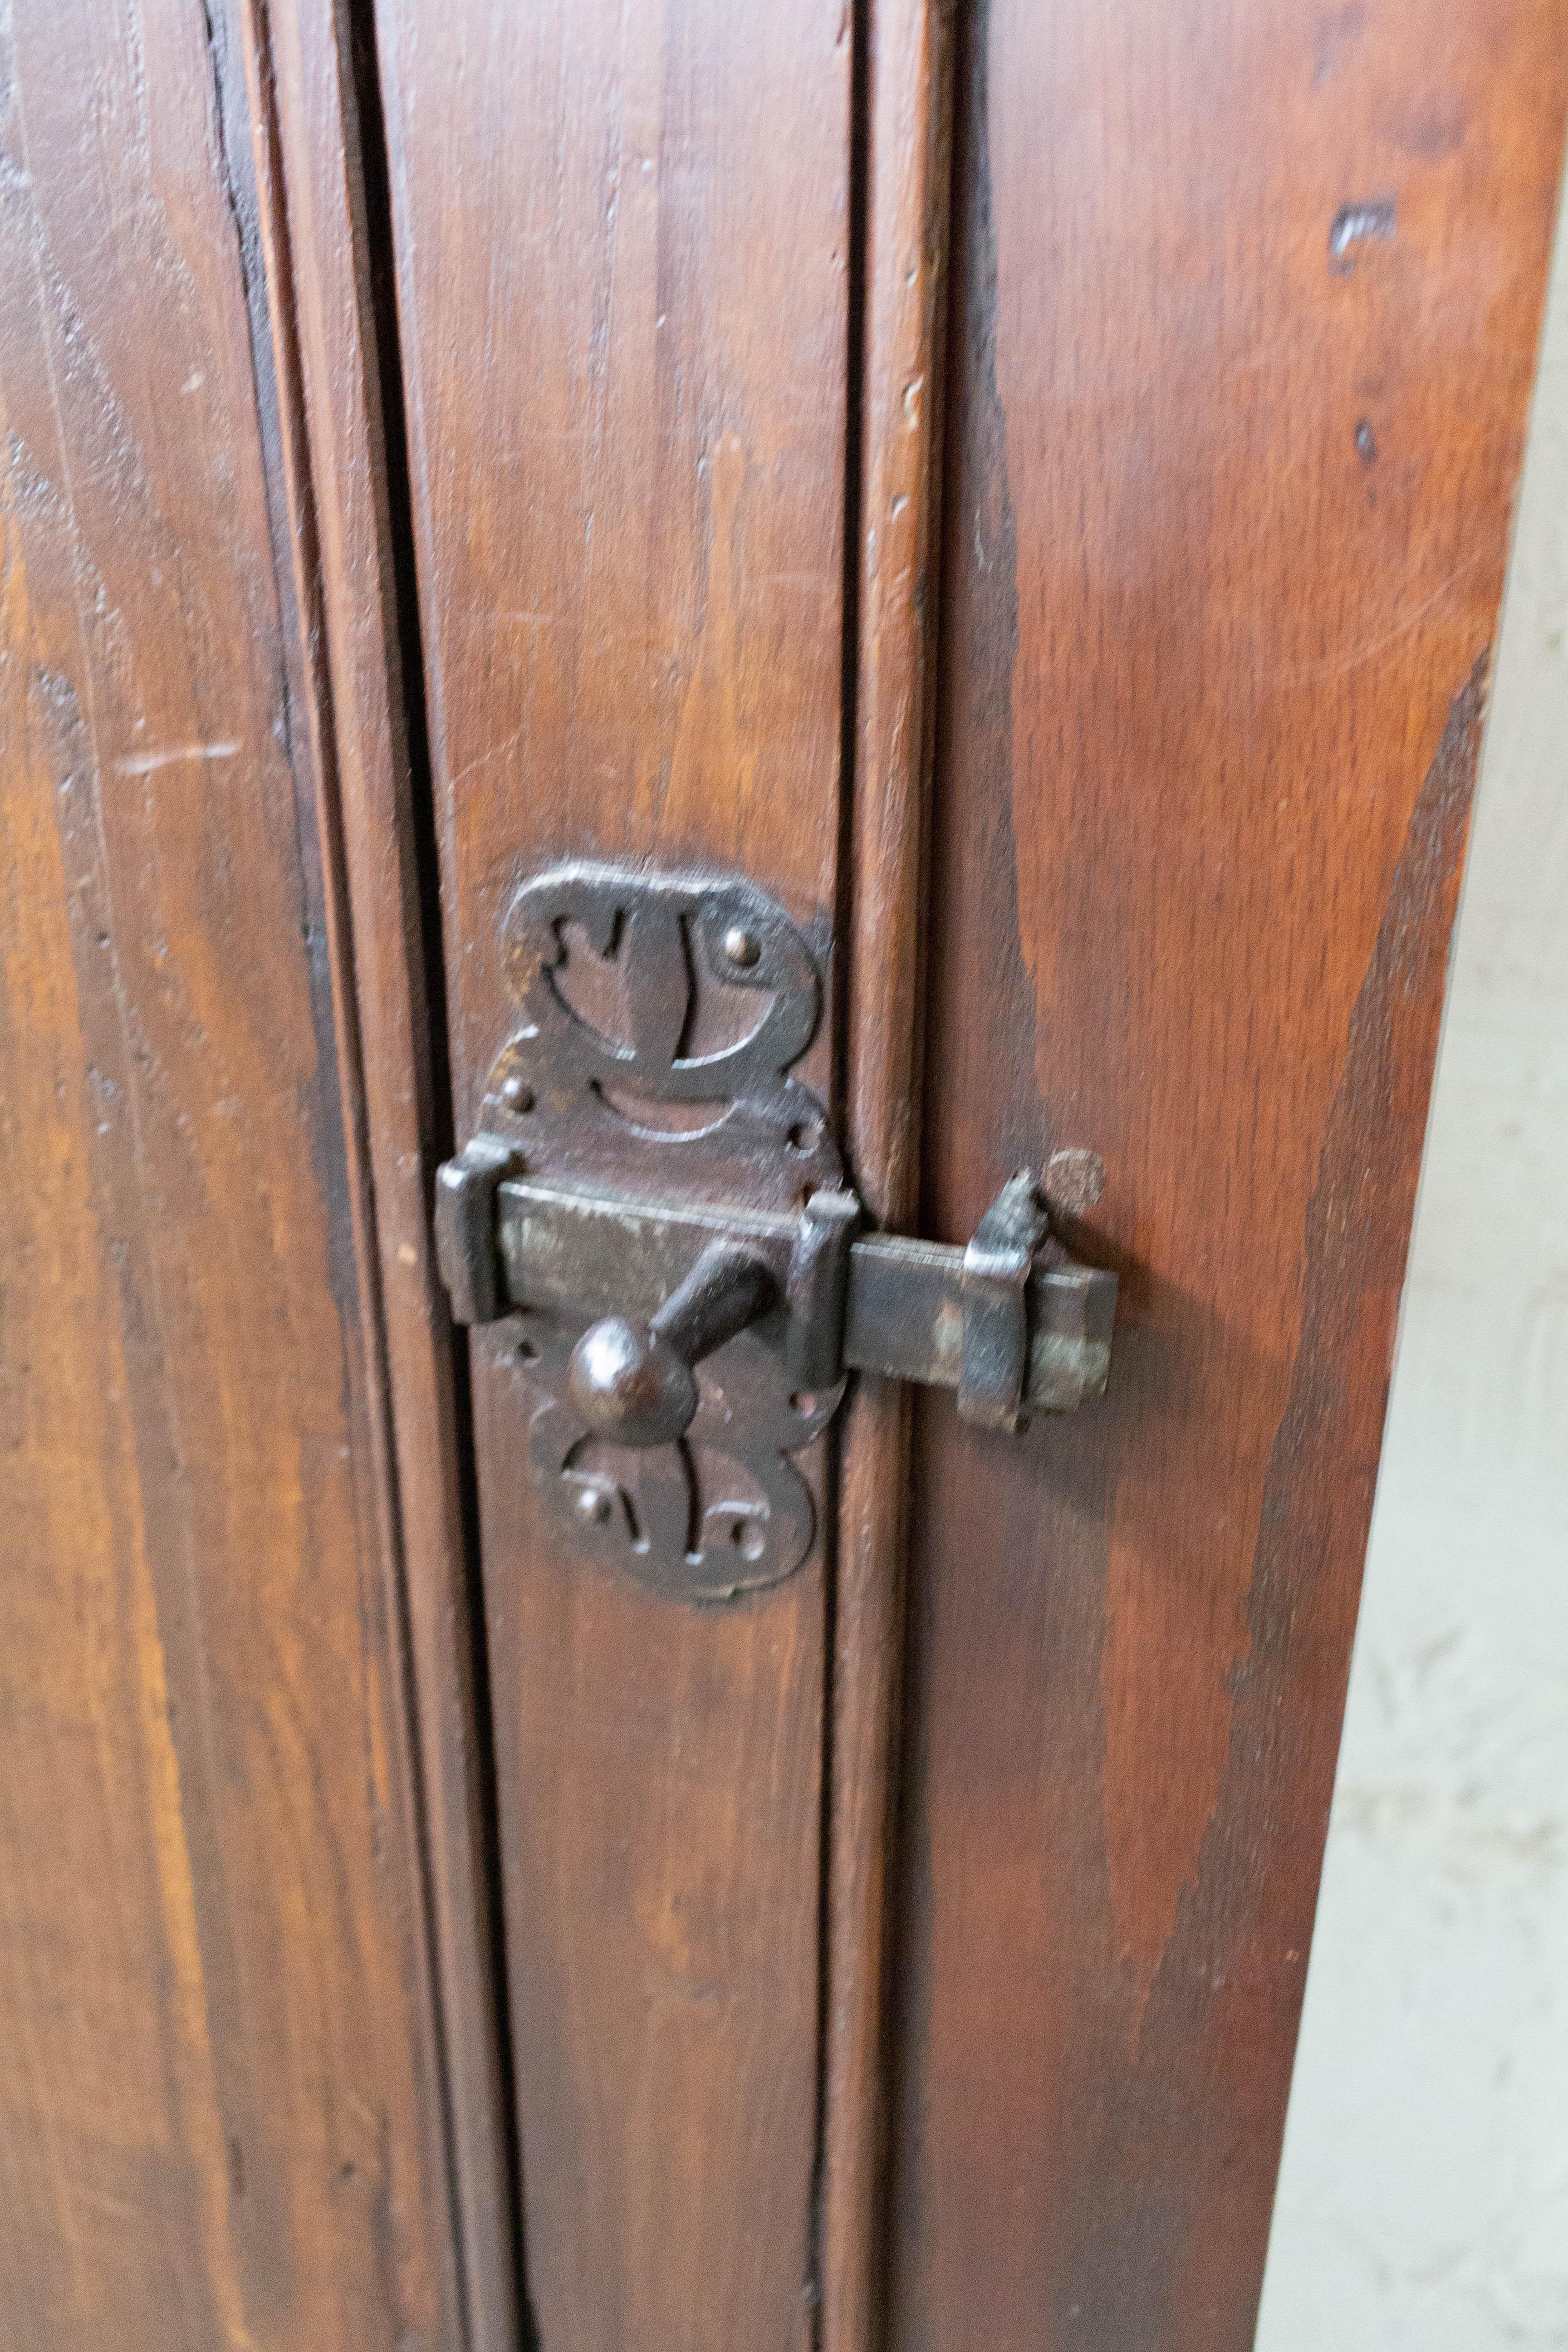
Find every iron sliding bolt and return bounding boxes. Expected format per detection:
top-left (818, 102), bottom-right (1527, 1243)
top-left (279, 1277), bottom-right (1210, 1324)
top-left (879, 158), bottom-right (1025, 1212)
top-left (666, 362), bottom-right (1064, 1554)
top-left (437, 1160), bottom-right (1115, 1436)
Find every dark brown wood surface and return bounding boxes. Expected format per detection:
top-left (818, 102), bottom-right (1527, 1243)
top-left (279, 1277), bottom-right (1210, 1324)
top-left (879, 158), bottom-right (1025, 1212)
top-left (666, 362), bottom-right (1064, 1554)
top-left (824, 2), bottom-right (952, 2346)
top-left (373, 3), bottom-right (853, 2343)
top-left (0, 0), bottom-right (461, 2342)
top-left (258, 1), bottom-right (519, 2338)
top-left (888, 6), bottom-right (1567, 2349)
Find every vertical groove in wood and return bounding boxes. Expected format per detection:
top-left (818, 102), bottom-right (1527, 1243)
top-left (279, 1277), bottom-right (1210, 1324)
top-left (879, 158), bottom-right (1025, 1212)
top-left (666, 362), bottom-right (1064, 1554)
top-left (824, 5), bottom-right (956, 2346)
top-left (241, 2), bottom-right (519, 2342)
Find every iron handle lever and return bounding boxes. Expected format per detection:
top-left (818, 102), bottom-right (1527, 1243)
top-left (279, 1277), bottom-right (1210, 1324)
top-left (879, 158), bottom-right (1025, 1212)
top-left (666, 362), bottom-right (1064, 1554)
top-left (566, 1240), bottom-right (778, 1449)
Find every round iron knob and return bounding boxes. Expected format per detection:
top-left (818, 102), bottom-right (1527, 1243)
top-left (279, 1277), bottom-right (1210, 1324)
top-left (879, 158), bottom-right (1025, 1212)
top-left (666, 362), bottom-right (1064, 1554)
top-left (567, 1317), bottom-right (701, 1448)
top-left (563, 1240), bottom-right (778, 1450)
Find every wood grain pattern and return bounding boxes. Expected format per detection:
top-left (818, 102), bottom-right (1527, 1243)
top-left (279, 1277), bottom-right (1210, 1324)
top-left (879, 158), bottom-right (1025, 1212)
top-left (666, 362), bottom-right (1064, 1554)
top-left (373, 2), bottom-right (854, 2342)
top-left (256, 2), bottom-right (519, 2339)
top-left (824, 3), bottom-right (953, 2347)
top-left (888, 5), bottom-right (1568, 2348)
top-left (0, 0), bottom-right (460, 2343)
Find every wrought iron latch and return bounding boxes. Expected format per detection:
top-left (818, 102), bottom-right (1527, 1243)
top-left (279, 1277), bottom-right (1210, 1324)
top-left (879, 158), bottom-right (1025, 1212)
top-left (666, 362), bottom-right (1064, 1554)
top-left (434, 862), bottom-right (1115, 1598)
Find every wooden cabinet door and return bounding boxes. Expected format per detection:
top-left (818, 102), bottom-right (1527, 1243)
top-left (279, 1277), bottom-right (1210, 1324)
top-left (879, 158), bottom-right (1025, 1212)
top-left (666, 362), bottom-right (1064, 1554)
top-left (5, 3), bottom-right (1562, 2350)
top-left (354, 1), bottom-right (1564, 2348)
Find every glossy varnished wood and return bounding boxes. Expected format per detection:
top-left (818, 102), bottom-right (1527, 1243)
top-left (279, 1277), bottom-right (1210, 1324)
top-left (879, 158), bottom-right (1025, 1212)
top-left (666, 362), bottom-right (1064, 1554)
top-left (889, 6), bottom-right (1568, 2349)
top-left (0, 0), bottom-right (460, 2343)
top-left (374, 3), bottom-right (853, 2342)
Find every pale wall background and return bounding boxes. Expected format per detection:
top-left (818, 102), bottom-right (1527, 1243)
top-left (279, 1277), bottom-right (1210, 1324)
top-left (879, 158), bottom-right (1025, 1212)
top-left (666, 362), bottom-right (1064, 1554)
top-left (1255, 186), bottom-right (1568, 2350)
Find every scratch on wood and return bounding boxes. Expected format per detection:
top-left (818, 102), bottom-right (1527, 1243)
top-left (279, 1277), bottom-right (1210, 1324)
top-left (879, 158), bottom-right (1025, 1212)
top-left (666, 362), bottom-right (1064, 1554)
top-left (1281, 553), bottom-right (1486, 685)
top-left (115, 741), bottom-right (240, 775)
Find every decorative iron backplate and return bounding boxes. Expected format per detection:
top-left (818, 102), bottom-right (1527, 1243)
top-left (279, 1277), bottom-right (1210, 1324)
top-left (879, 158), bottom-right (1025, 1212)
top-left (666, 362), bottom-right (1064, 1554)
top-left (470, 862), bottom-right (843, 1600)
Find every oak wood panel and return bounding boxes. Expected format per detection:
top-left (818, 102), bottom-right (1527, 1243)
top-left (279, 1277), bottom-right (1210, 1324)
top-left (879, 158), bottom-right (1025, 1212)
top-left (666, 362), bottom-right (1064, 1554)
top-left (824, 3), bottom-right (953, 2347)
top-left (374, 3), bottom-right (853, 2342)
top-left (0, 0), bottom-right (460, 2342)
top-left (257, 2), bottom-right (519, 2338)
top-left (890, 5), bottom-right (1568, 2349)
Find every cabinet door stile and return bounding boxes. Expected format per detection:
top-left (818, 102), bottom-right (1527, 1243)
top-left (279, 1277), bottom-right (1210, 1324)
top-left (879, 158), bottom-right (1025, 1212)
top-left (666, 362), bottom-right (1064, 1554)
top-left (372, 5), bottom-right (859, 2344)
